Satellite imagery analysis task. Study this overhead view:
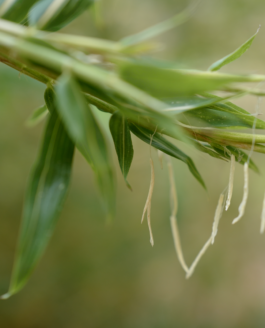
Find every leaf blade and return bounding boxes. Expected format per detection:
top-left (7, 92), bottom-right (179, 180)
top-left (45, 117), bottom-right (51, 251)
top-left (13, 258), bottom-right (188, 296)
top-left (55, 73), bottom-right (115, 219)
top-left (109, 111), bottom-right (134, 189)
top-left (26, 104), bottom-right (48, 127)
top-left (129, 123), bottom-right (206, 189)
top-left (3, 88), bottom-right (75, 297)
top-left (209, 26), bottom-right (260, 71)
top-left (118, 60), bottom-right (263, 98)
top-left (29, 0), bottom-right (95, 31)
top-left (0, 0), bottom-right (39, 23)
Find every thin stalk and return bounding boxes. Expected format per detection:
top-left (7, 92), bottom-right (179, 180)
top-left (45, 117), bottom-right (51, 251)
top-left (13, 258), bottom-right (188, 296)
top-left (0, 52), bottom-right (53, 84)
top-left (0, 18), bottom-right (123, 54)
top-left (185, 126), bottom-right (265, 144)
top-left (0, 32), bottom-right (188, 141)
top-left (224, 86), bottom-right (265, 97)
top-left (187, 131), bottom-right (265, 154)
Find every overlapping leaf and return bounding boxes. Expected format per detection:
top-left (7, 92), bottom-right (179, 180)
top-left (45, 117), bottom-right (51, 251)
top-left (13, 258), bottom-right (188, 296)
top-left (26, 104), bottom-right (48, 127)
top-left (209, 27), bottom-right (260, 71)
top-left (193, 140), bottom-right (228, 161)
top-left (164, 93), bottom-right (244, 114)
top-left (0, 0), bottom-right (38, 23)
top-left (2, 88), bottom-right (75, 298)
top-left (118, 60), bottom-right (262, 98)
top-left (177, 101), bottom-right (265, 129)
top-left (211, 143), bottom-right (259, 173)
top-left (120, 4), bottom-right (195, 47)
top-left (109, 111), bottom-right (134, 190)
top-left (29, 0), bottom-right (95, 31)
top-left (129, 123), bottom-right (206, 189)
top-left (177, 95), bottom-right (265, 129)
top-left (55, 73), bottom-right (115, 219)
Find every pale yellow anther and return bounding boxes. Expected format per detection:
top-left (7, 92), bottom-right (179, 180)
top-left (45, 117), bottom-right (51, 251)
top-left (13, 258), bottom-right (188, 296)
top-left (260, 193), bottom-right (265, 234)
top-left (167, 158), bottom-right (188, 273)
top-left (225, 155), bottom-right (235, 211)
top-left (232, 163), bottom-right (249, 224)
top-left (211, 193), bottom-right (225, 244)
top-left (141, 158), bottom-right (155, 246)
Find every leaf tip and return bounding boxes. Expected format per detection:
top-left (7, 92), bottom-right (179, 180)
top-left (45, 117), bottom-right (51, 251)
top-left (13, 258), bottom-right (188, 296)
top-left (1, 292), bottom-right (11, 300)
top-left (126, 180), bottom-right (133, 191)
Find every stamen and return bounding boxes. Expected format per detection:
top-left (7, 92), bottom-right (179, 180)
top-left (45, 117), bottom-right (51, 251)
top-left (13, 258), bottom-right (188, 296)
top-left (186, 192), bottom-right (225, 278)
top-left (260, 193), bottom-right (265, 234)
top-left (225, 155), bottom-right (235, 211)
top-left (186, 237), bottom-right (212, 279)
top-left (167, 159), bottom-right (188, 273)
top-left (157, 150), bottom-right (164, 169)
top-left (232, 163), bottom-right (249, 224)
top-left (211, 193), bottom-right (225, 244)
top-left (141, 158), bottom-right (155, 246)
top-left (167, 160), bottom-right (178, 217)
top-left (170, 215), bottom-right (189, 272)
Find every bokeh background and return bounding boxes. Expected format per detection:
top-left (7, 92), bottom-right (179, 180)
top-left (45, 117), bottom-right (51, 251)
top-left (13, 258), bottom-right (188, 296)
top-left (1, 0), bottom-right (265, 327)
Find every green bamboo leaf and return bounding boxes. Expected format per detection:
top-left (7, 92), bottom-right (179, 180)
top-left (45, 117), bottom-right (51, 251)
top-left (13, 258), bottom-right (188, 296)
top-left (209, 26), bottom-right (260, 71)
top-left (129, 123), bottom-right (206, 189)
top-left (227, 146), bottom-right (259, 173)
top-left (177, 103), bottom-right (265, 129)
top-left (193, 140), bottom-right (228, 161)
top-left (119, 3), bottom-right (196, 47)
top-left (109, 112), bottom-right (134, 190)
top-left (1, 88), bottom-right (75, 299)
top-left (0, 0), bottom-right (39, 23)
top-left (211, 143), bottom-right (259, 173)
top-left (29, 0), bottom-right (95, 31)
top-left (55, 73), bottom-right (115, 219)
top-left (26, 104), bottom-right (48, 127)
top-left (164, 93), bottom-right (243, 114)
top-left (118, 60), bottom-right (262, 98)
top-left (202, 92), bottom-right (251, 115)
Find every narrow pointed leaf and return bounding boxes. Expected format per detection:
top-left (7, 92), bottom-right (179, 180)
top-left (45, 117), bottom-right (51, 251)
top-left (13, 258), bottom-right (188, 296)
top-left (109, 112), bottom-right (134, 189)
top-left (209, 27), bottom-right (260, 71)
top-left (118, 60), bottom-right (263, 98)
top-left (202, 93), bottom-right (251, 115)
top-left (26, 104), bottom-right (48, 127)
top-left (227, 146), bottom-right (259, 173)
top-left (177, 102), bottom-right (265, 129)
top-left (55, 74), bottom-right (115, 219)
top-left (0, 0), bottom-right (39, 23)
top-left (2, 88), bottom-right (75, 298)
top-left (120, 4), bottom-right (195, 47)
top-left (211, 142), bottom-right (259, 173)
top-left (129, 123), bottom-right (206, 189)
top-left (164, 93), bottom-right (243, 114)
top-left (29, 0), bottom-right (95, 31)
top-left (193, 140), bottom-right (228, 161)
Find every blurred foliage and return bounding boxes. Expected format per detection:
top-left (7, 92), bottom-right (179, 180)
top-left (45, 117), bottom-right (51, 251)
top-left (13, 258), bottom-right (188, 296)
top-left (1, 0), bottom-right (265, 327)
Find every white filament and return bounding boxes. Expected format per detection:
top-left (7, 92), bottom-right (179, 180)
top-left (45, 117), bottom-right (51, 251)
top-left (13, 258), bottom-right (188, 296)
top-left (167, 160), bottom-right (177, 217)
top-left (186, 192), bottom-right (225, 278)
top-left (170, 215), bottom-right (189, 273)
top-left (186, 237), bottom-right (212, 279)
top-left (141, 158), bottom-right (155, 246)
top-left (157, 150), bottom-right (164, 169)
top-left (167, 159), bottom-right (189, 273)
top-left (225, 155), bottom-right (235, 211)
top-left (211, 193), bottom-right (225, 244)
top-left (260, 193), bottom-right (265, 234)
top-left (232, 163), bottom-right (249, 224)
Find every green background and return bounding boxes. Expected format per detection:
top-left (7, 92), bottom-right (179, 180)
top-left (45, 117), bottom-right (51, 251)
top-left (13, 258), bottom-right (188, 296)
top-left (1, 0), bottom-right (265, 327)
